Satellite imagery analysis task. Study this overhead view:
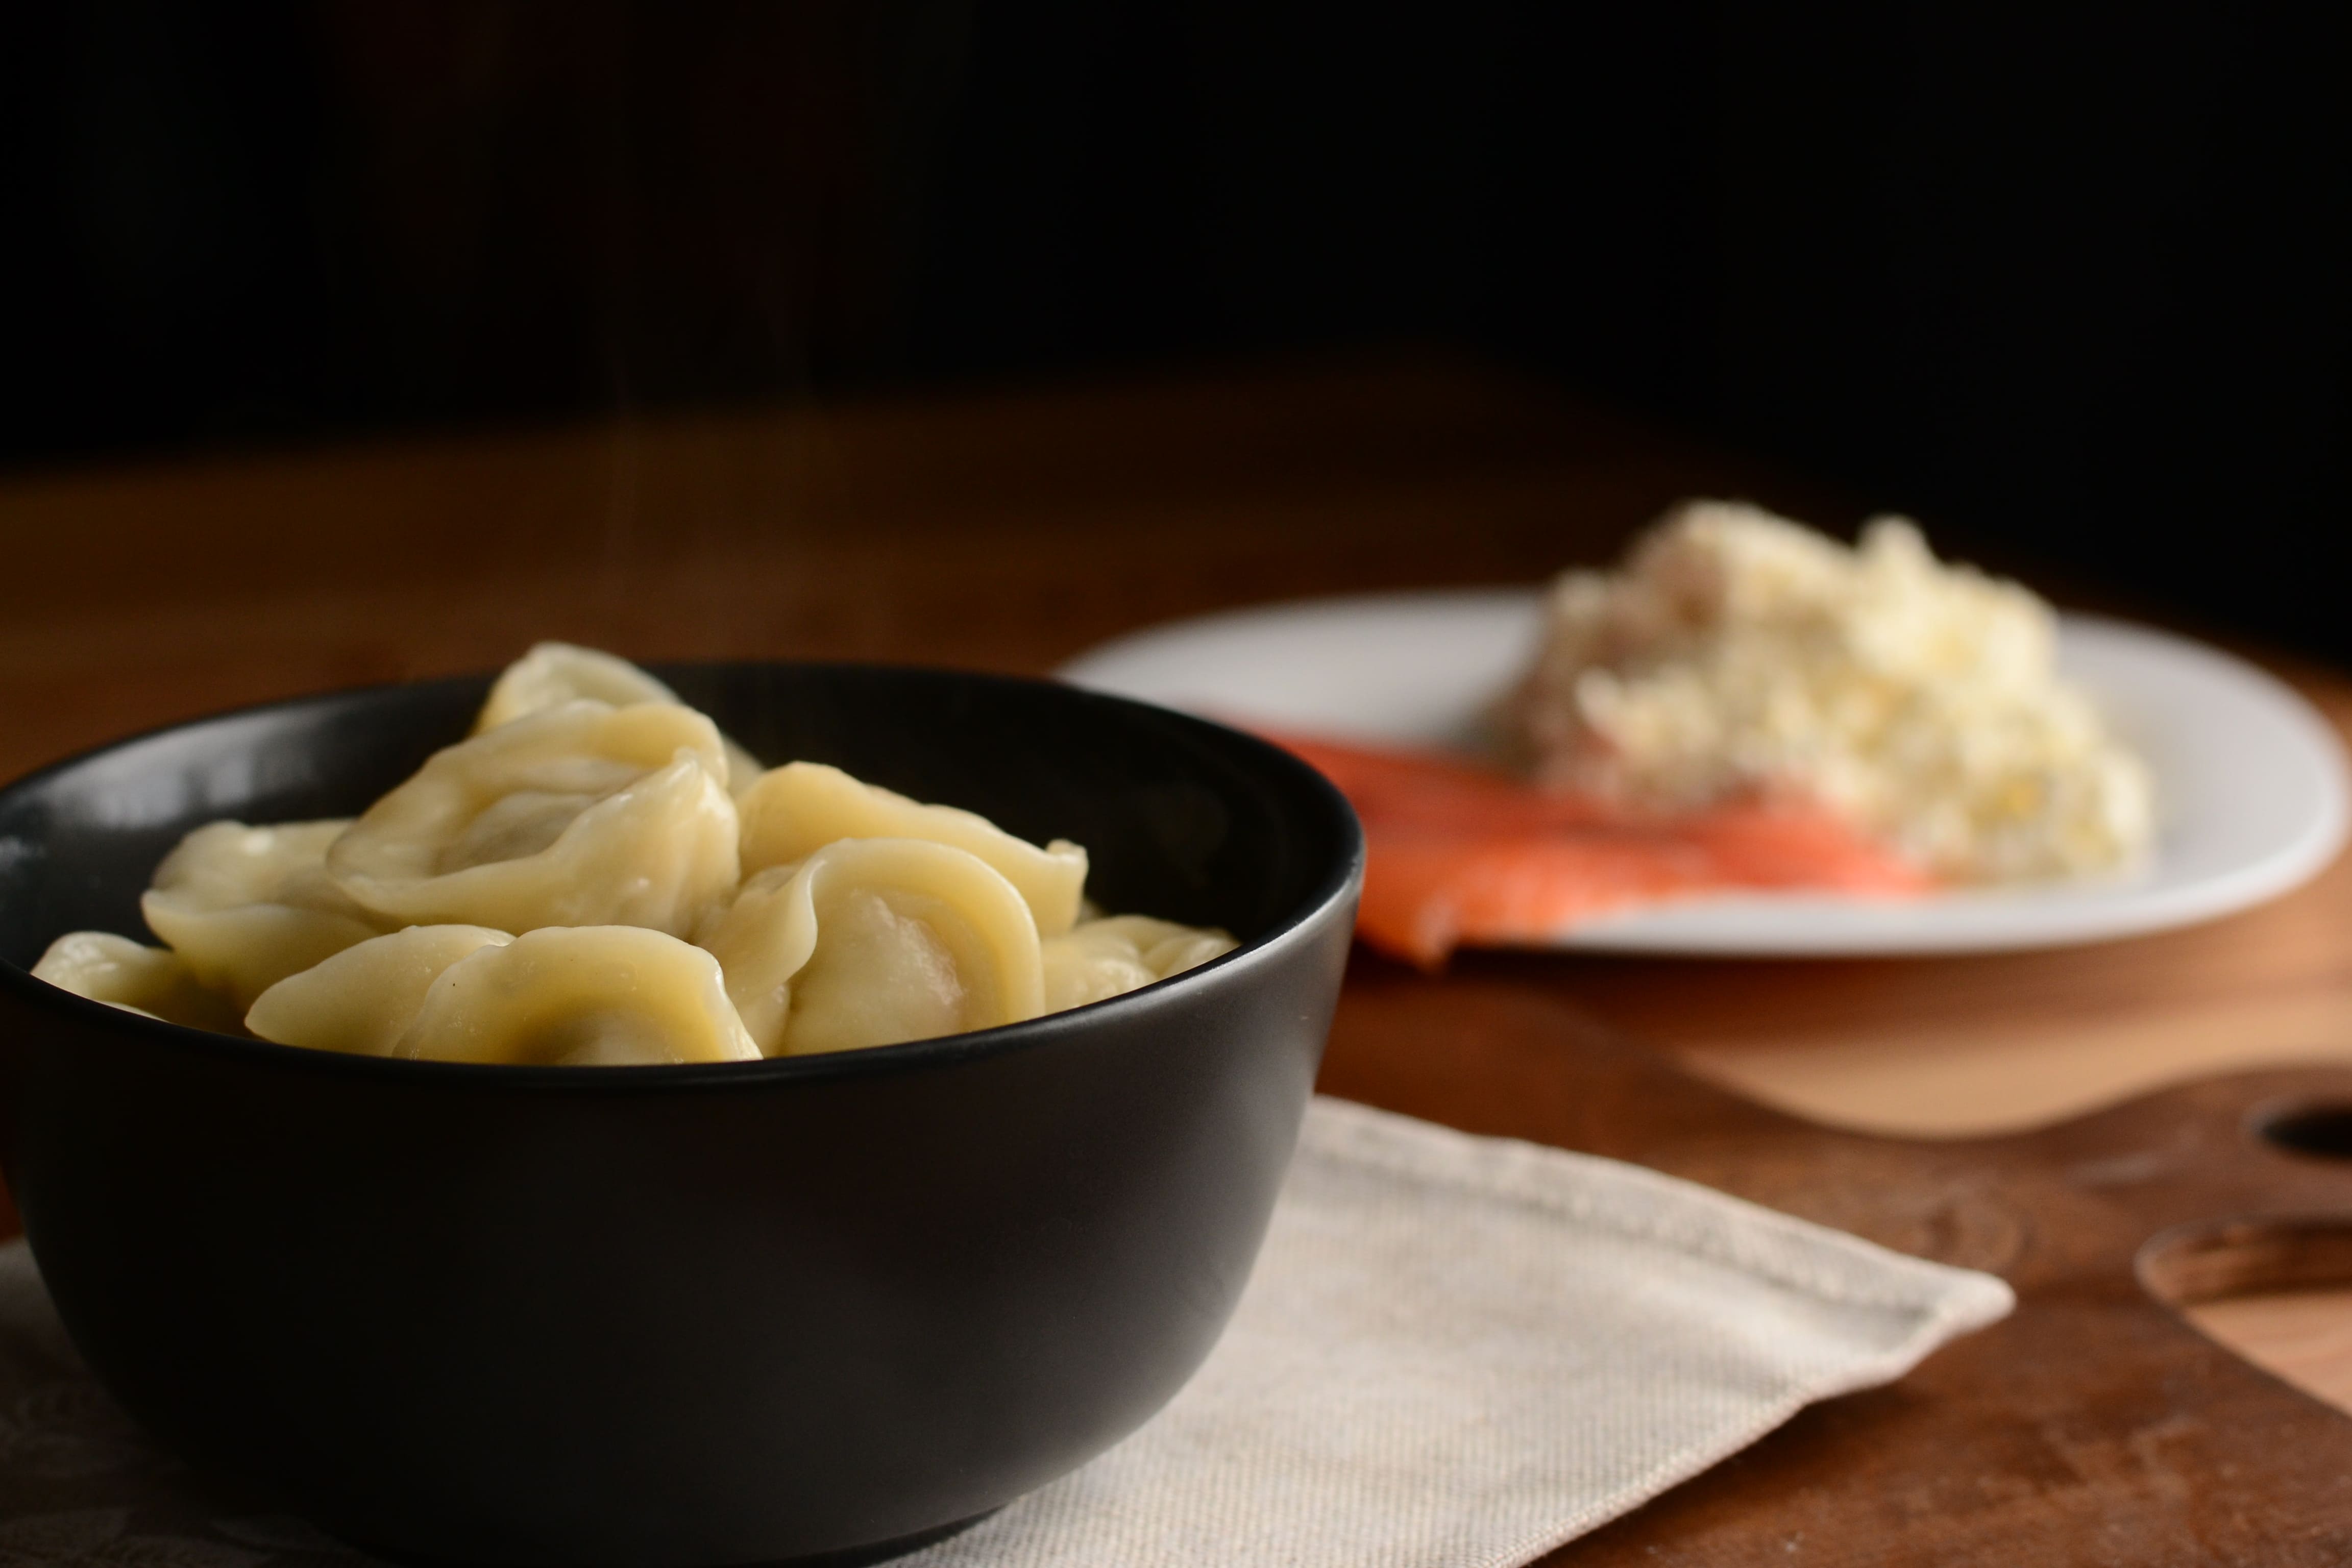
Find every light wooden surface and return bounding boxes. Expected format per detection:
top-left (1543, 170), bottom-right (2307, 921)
top-left (4, 356), bottom-right (2349, 1417)
top-left (2187, 1288), bottom-right (2352, 1415)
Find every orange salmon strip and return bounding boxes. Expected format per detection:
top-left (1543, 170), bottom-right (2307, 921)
top-left (1265, 731), bottom-right (1933, 967)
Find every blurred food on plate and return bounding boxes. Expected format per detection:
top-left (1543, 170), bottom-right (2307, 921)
top-left (1275, 501), bottom-right (2155, 964)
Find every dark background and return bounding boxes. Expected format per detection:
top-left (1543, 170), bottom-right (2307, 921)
top-left (3, 3), bottom-right (2343, 654)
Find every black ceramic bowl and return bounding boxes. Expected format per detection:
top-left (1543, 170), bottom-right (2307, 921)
top-left (0, 664), bottom-right (1361, 1567)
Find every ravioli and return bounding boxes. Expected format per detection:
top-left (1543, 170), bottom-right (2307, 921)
top-left (1040, 916), bottom-right (1237, 1012)
top-left (697, 838), bottom-right (1045, 1057)
top-left (246, 924), bottom-right (513, 1057)
top-left (31, 930), bottom-right (246, 1032)
top-left (476, 642), bottom-right (763, 794)
top-left (39, 643), bottom-right (1241, 1066)
top-left (737, 762), bottom-right (1088, 937)
top-left (140, 820), bottom-right (386, 1009)
top-left (328, 701), bottom-right (740, 938)
top-left (393, 925), bottom-right (760, 1066)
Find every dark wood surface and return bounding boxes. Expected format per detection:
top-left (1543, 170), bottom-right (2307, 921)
top-left (5, 355), bottom-right (2351, 1561)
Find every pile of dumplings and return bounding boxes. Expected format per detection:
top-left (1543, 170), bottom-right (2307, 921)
top-left (33, 645), bottom-right (1237, 1067)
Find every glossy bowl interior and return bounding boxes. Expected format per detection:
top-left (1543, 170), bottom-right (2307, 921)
top-left (0, 664), bottom-right (1362, 1567)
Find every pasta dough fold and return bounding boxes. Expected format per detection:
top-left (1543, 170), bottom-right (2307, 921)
top-left (393, 925), bottom-right (760, 1066)
top-left (32, 931), bottom-right (246, 1032)
top-left (737, 762), bottom-right (1088, 937)
top-left (246, 924), bottom-right (513, 1057)
top-left (476, 642), bottom-right (763, 793)
top-left (1041, 916), bottom-right (1237, 1012)
top-left (328, 701), bottom-right (740, 937)
top-left (696, 837), bottom-right (1045, 1057)
top-left (140, 820), bottom-right (385, 1008)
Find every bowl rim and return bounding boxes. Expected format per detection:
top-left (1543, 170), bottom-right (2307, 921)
top-left (0, 660), bottom-right (1365, 1092)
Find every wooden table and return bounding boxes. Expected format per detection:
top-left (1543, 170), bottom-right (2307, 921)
top-left (6, 356), bottom-right (2351, 1558)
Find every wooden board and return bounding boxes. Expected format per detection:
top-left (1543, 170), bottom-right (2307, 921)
top-left (1321, 957), bottom-right (2352, 1562)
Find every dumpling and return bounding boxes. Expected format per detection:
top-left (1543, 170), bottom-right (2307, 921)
top-left (695, 837), bottom-right (1045, 1057)
top-left (327, 701), bottom-right (740, 938)
top-left (476, 642), bottom-right (681, 732)
top-left (140, 820), bottom-right (386, 1009)
top-left (736, 762), bottom-right (1088, 937)
top-left (1041, 915), bottom-right (1238, 1012)
top-left (246, 924), bottom-right (512, 1057)
top-left (393, 925), bottom-right (760, 1066)
top-left (31, 930), bottom-right (246, 1032)
top-left (475, 642), bottom-right (763, 794)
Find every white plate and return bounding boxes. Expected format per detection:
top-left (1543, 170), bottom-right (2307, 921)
top-left (1060, 590), bottom-right (2351, 955)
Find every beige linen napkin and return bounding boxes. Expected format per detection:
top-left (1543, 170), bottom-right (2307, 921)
top-left (0, 1097), bottom-right (2010, 1566)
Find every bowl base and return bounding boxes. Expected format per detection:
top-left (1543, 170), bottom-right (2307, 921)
top-left (328, 1508), bottom-right (1002, 1568)
top-left (761, 1509), bottom-right (1001, 1568)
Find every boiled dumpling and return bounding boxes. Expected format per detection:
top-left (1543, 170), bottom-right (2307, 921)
top-left (476, 642), bottom-right (680, 731)
top-left (393, 925), bottom-right (759, 1066)
top-left (31, 930), bottom-right (246, 1032)
top-left (328, 701), bottom-right (739, 938)
top-left (1040, 916), bottom-right (1237, 1012)
top-left (140, 820), bottom-right (386, 1009)
top-left (43, 639), bottom-right (1246, 1067)
top-left (475, 642), bottom-right (763, 794)
top-left (737, 762), bottom-right (1088, 937)
top-left (246, 924), bottom-right (512, 1057)
top-left (696, 837), bottom-right (1045, 1057)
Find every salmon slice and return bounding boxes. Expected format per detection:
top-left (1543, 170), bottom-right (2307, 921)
top-left (1266, 731), bottom-right (1932, 967)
